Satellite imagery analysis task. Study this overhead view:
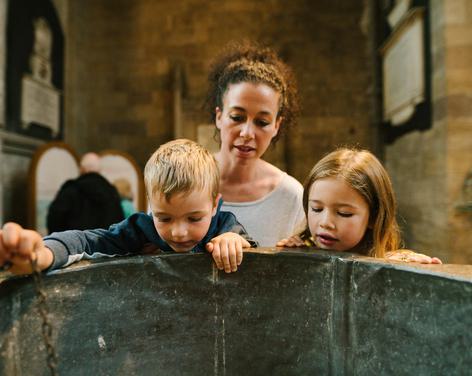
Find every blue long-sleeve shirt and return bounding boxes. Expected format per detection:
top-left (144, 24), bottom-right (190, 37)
top-left (43, 201), bottom-right (256, 270)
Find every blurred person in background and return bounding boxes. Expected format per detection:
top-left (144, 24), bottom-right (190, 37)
top-left (47, 152), bottom-right (124, 233)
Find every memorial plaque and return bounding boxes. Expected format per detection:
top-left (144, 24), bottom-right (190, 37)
top-left (381, 8), bottom-right (425, 126)
top-left (6, 0), bottom-right (64, 140)
top-left (21, 75), bottom-right (60, 136)
top-left (379, 2), bottom-right (432, 143)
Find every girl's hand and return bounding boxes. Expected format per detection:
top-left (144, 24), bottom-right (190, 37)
top-left (206, 233), bottom-right (251, 273)
top-left (0, 222), bottom-right (54, 275)
top-left (276, 235), bottom-right (306, 248)
top-left (385, 249), bottom-right (442, 264)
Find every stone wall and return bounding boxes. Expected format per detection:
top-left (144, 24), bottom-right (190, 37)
top-left (385, 0), bottom-right (472, 263)
top-left (65, 0), bottom-right (376, 180)
top-left (443, 0), bottom-right (472, 264)
top-left (0, 0), bottom-right (375, 228)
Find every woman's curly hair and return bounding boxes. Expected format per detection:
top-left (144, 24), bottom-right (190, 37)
top-left (204, 40), bottom-right (300, 143)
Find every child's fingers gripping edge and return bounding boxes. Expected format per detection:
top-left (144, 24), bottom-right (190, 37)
top-left (2, 222), bottom-right (23, 251)
top-left (228, 241), bottom-right (237, 272)
top-left (17, 230), bottom-right (43, 259)
top-left (220, 241), bottom-right (231, 273)
top-left (276, 238), bottom-right (288, 247)
top-left (237, 243), bottom-right (243, 266)
top-left (210, 242), bottom-right (224, 270)
top-left (206, 242), bottom-right (214, 253)
top-left (241, 238), bottom-right (250, 248)
top-left (0, 231), bottom-right (10, 262)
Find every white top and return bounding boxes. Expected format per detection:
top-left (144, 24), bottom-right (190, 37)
top-left (221, 173), bottom-right (306, 247)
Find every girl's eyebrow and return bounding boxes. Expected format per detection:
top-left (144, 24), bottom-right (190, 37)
top-left (309, 199), bottom-right (356, 208)
top-left (336, 203), bottom-right (357, 209)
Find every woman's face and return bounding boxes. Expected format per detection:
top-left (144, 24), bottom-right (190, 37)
top-left (215, 82), bottom-right (281, 161)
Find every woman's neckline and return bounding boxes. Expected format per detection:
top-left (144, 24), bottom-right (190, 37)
top-left (222, 172), bottom-right (287, 206)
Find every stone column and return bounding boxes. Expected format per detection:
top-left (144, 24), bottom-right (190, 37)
top-left (385, 0), bottom-right (472, 263)
top-left (443, 0), bottom-right (472, 263)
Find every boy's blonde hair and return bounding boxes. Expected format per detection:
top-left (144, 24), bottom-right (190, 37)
top-left (144, 139), bottom-right (220, 202)
top-left (302, 148), bottom-right (401, 258)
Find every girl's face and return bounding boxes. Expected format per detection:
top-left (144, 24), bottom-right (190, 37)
top-left (215, 82), bottom-right (281, 162)
top-left (307, 177), bottom-right (370, 252)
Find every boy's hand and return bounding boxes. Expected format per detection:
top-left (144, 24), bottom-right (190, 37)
top-left (0, 222), bottom-right (54, 275)
top-left (206, 233), bottom-right (250, 273)
top-left (276, 235), bottom-right (306, 248)
top-left (385, 249), bottom-right (442, 264)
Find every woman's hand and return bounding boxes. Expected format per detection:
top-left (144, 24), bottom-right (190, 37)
top-left (0, 222), bottom-right (54, 274)
top-left (206, 233), bottom-right (251, 273)
top-left (385, 249), bottom-right (442, 264)
top-left (276, 235), bottom-right (306, 248)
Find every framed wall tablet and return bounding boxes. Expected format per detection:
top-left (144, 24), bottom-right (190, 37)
top-left (6, 0), bottom-right (64, 140)
top-left (379, 1), bottom-right (431, 143)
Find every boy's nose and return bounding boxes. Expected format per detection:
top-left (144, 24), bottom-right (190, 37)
top-left (171, 223), bottom-right (188, 238)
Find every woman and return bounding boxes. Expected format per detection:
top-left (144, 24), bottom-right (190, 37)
top-left (205, 41), bottom-right (305, 246)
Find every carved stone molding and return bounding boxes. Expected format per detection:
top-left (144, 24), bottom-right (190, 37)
top-left (0, 129), bottom-right (44, 157)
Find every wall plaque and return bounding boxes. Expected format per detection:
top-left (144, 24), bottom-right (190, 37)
top-left (21, 75), bottom-right (60, 136)
top-left (378, 0), bottom-right (431, 143)
top-left (6, 0), bottom-right (64, 140)
top-left (381, 8), bottom-right (424, 126)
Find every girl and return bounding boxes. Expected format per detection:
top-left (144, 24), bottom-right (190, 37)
top-left (276, 148), bottom-right (441, 263)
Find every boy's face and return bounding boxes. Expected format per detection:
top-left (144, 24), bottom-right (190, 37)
top-left (150, 189), bottom-right (220, 252)
top-left (307, 177), bottom-right (370, 252)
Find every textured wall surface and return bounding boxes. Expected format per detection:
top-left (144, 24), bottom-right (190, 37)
top-left (65, 0), bottom-right (375, 180)
top-left (385, 0), bottom-right (472, 263)
top-left (0, 251), bottom-right (471, 375)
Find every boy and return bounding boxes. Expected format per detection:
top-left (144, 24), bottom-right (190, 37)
top-left (0, 139), bottom-right (255, 275)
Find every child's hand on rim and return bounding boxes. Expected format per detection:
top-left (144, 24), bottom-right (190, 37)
top-left (276, 235), bottom-right (306, 248)
top-left (385, 249), bottom-right (442, 264)
top-left (206, 233), bottom-right (250, 273)
top-left (0, 222), bottom-right (54, 274)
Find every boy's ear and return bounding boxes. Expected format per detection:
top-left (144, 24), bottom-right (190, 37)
top-left (212, 193), bottom-right (222, 216)
top-left (215, 107), bottom-right (222, 130)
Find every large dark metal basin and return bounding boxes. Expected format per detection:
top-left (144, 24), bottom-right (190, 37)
top-left (0, 249), bottom-right (471, 375)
